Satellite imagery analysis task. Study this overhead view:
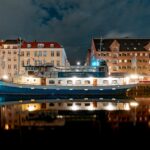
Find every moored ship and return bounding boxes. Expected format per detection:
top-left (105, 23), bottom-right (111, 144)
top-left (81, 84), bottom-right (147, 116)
top-left (0, 59), bottom-right (140, 101)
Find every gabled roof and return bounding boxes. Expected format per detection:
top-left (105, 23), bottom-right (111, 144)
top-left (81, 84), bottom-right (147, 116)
top-left (93, 38), bottom-right (150, 51)
top-left (21, 41), bottom-right (63, 48)
top-left (4, 39), bottom-right (19, 44)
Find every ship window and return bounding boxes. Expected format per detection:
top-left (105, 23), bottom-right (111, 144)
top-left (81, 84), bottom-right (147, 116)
top-left (67, 103), bottom-right (72, 106)
top-left (103, 80), bottom-right (108, 85)
top-left (85, 103), bottom-right (90, 106)
top-left (84, 80), bottom-right (90, 84)
top-left (49, 103), bottom-right (54, 106)
top-left (112, 80), bottom-right (118, 85)
top-left (67, 80), bottom-right (72, 84)
top-left (75, 80), bottom-right (81, 85)
top-left (58, 80), bottom-right (64, 84)
top-left (75, 103), bottom-right (81, 106)
top-left (49, 80), bottom-right (55, 84)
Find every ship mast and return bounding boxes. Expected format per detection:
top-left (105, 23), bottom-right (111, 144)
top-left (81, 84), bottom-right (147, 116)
top-left (17, 37), bottom-right (21, 76)
top-left (100, 36), bottom-right (103, 51)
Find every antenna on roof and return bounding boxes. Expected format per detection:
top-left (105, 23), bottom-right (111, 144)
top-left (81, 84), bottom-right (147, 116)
top-left (100, 36), bottom-right (103, 51)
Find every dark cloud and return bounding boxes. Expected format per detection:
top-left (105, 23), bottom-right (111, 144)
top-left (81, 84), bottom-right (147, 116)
top-left (0, 0), bottom-right (150, 64)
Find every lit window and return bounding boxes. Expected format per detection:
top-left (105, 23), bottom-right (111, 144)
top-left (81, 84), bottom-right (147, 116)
top-left (67, 80), bottom-right (72, 84)
top-left (27, 44), bottom-right (31, 48)
top-left (49, 80), bottom-right (55, 84)
top-left (112, 80), bottom-right (118, 85)
top-left (50, 43), bottom-right (54, 48)
top-left (38, 43), bottom-right (44, 48)
top-left (84, 80), bottom-right (90, 84)
top-left (75, 80), bottom-right (81, 85)
top-left (103, 80), bottom-right (108, 85)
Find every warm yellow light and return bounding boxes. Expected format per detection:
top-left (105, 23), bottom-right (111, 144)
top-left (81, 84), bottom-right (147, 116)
top-left (5, 124), bottom-right (9, 130)
top-left (87, 105), bottom-right (95, 111)
top-left (71, 104), bottom-right (79, 111)
top-left (2, 75), bottom-right (8, 80)
top-left (27, 104), bottom-right (36, 111)
top-left (124, 103), bottom-right (130, 110)
top-left (105, 103), bottom-right (116, 111)
top-left (130, 74), bottom-right (138, 79)
top-left (130, 101), bottom-right (139, 107)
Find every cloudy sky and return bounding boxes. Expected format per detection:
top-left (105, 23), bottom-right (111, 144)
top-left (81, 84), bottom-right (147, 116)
top-left (0, 0), bottom-right (150, 64)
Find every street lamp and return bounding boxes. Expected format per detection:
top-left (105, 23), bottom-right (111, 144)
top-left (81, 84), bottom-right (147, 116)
top-left (76, 61), bottom-right (80, 66)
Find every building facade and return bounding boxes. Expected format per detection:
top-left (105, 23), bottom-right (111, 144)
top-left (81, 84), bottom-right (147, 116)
top-left (87, 38), bottom-right (150, 75)
top-left (0, 39), bottom-right (69, 81)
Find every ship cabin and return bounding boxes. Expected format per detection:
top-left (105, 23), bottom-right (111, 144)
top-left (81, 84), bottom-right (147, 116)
top-left (13, 60), bottom-right (139, 86)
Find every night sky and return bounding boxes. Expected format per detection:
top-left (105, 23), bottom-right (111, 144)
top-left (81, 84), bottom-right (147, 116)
top-left (0, 0), bottom-right (150, 64)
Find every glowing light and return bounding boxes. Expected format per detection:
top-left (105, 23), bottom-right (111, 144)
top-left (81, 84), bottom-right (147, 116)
top-left (71, 104), bottom-right (79, 111)
top-left (4, 124), bottom-right (9, 130)
top-left (105, 103), bottom-right (116, 111)
top-left (130, 101), bottom-right (139, 107)
top-left (27, 104), bottom-right (36, 111)
top-left (130, 74), bottom-right (138, 79)
top-left (124, 103), bottom-right (130, 110)
top-left (77, 61), bottom-right (80, 66)
top-left (2, 75), bottom-right (8, 80)
top-left (87, 105), bottom-right (95, 111)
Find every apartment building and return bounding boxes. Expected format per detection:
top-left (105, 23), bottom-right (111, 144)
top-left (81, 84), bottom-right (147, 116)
top-left (86, 38), bottom-right (150, 75)
top-left (0, 39), bottom-right (69, 81)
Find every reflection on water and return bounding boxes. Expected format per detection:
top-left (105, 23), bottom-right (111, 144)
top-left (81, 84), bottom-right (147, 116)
top-left (0, 96), bottom-right (150, 144)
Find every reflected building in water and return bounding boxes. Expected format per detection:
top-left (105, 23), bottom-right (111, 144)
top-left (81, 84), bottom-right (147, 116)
top-left (0, 98), bottom-right (142, 131)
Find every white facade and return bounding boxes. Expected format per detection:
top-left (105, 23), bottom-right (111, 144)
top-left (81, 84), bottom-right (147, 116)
top-left (0, 40), bottom-right (69, 81)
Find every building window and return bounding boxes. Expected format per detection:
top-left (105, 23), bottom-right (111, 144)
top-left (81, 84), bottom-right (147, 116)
top-left (43, 51), bottom-right (47, 57)
top-left (51, 60), bottom-right (54, 65)
top-left (27, 51), bottom-right (30, 57)
top-left (50, 43), bottom-right (54, 48)
top-left (21, 61), bottom-right (24, 67)
top-left (34, 51), bottom-right (38, 57)
top-left (27, 44), bottom-right (31, 48)
top-left (51, 51), bottom-right (54, 57)
top-left (57, 60), bottom-right (60, 66)
top-left (27, 59), bottom-right (30, 65)
top-left (113, 66), bottom-right (118, 71)
top-left (38, 43), bottom-right (44, 48)
top-left (14, 51), bottom-right (17, 54)
top-left (38, 51), bottom-right (42, 57)
top-left (14, 65), bottom-right (17, 69)
top-left (21, 51), bottom-right (24, 56)
top-left (8, 65), bottom-right (11, 69)
top-left (8, 51), bottom-right (11, 54)
top-left (56, 51), bottom-right (60, 57)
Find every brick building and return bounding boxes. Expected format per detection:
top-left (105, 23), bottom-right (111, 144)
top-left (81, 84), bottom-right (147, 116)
top-left (86, 38), bottom-right (150, 75)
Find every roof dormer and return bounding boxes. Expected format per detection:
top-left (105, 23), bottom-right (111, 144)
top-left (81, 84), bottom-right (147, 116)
top-left (109, 40), bottom-right (120, 52)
